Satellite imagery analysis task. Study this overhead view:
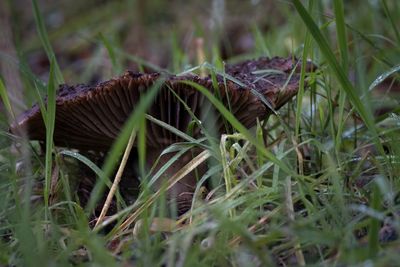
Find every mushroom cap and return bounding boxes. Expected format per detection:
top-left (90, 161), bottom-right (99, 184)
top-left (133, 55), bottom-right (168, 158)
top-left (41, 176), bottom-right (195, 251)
top-left (11, 57), bottom-right (309, 151)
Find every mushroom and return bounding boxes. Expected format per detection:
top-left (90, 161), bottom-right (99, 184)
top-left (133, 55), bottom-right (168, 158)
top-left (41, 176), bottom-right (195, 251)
top-left (11, 56), bottom-right (311, 214)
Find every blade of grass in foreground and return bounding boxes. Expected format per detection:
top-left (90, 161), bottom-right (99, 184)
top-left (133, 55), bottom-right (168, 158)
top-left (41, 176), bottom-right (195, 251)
top-left (32, 83), bottom-right (48, 125)
top-left (293, 0), bottom-right (383, 155)
top-left (32, 0), bottom-right (64, 84)
top-left (99, 33), bottom-right (122, 75)
top-left (333, 0), bottom-right (349, 70)
top-left (295, 0), bottom-right (314, 138)
top-left (368, 64), bottom-right (400, 92)
top-left (59, 150), bottom-right (112, 188)
top-left (137, 117), bottom-right (146, 177)
top-left (333, 0), bottom-right (349, 159)
top-left (381, 0), bottom-right (400, 44)
top-left (0, 78), bottom-right (15, 121)
top-left (44, 60), bottom-right (57, 218)
top-left (59, 150), bottom-right (127, 219)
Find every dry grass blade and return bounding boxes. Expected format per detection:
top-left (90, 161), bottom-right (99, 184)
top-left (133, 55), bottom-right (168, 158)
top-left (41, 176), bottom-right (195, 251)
top-left (94, 130), bottom-right (136, 228)
top-left (292, 137), bottom-right (304, 176)
top-left (195, 37), bottom-right (206, 77)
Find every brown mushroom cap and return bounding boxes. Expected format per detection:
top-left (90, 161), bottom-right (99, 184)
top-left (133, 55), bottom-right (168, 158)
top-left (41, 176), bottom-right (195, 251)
top-left (11, 56), bottom-right (312, 215)
top-left (11, 56), bottom-right (307, 151)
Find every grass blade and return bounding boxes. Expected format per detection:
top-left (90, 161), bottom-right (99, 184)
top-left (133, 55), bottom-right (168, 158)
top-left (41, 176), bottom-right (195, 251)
top-left (31, 0), bottom-right (64, 84)
top-left (99, 33), bottom-right (122, 75)
top-left (368, 64), bottom-right (400, 92)
top-left (333, 0), bottom-right (349, 71)
top-left (333, 0), bottom-right (349, 158)
top-left (381, 0), bottom-right (400, 44)
top-left (44, 59), bottom-right (57, 217)
top-left (0, 78), bottom-right (15, 121)
top-left (59, 150), bottom-right (110, 187)
top-left (295, 0), bottom-right (314, 138)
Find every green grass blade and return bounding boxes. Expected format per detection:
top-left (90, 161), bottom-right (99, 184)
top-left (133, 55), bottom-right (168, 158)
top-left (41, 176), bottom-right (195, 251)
top-left (44, 59), bottom-right (57, 217)
top-left (252, 24), bottom-right (270, 57)
top-left (99, 33), bottom-right (122, 75)
top-left (381, 0), bottom-right (400, 44)
top-left (145, 114), bottom-right (197, 143)
top-left (59, 150), bottom-right (110, 187)
top-left (295, 0), bottom-right (314, 138)
top-left (0, 78), bottom-right (15, 121)
top-left (333, 0), bottom-right (349, 158)
top-left (333, 0), bottom-right (349, 71)
top-left (138, 117), bottom-right (146, 176)
top-left (31, 0), bottom-right (64, 84)
top-left (32, 83), bottom-right (47, 124)
top-left (146, 144), bottom-right (192, 187)
top-left (368, 64), bottom-right (400, 92)
top-left (59, 150), bottom-right (126, 207)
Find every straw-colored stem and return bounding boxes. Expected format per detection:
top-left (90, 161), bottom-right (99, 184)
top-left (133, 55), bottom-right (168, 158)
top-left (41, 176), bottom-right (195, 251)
top-left (94, 130), bottom-right (136, 228)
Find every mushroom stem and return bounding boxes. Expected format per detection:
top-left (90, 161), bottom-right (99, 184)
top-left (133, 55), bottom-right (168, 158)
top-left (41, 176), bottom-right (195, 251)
top-left (146, 147), bottom-right (207, 215)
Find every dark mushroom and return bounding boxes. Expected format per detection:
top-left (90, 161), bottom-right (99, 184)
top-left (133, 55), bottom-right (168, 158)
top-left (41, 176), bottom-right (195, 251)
top-left (11, 56), bottom-right (312, 215)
